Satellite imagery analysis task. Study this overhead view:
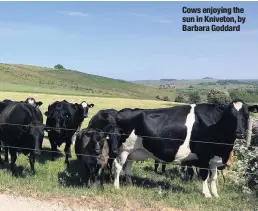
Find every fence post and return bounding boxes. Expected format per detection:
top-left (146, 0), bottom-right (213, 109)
top-left (246, 117), bottom-right (254, 147)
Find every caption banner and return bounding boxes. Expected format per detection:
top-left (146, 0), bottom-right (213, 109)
top-left (182, 7), bottom-right (246, 32)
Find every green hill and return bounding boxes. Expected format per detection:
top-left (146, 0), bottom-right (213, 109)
top-left (0, 63), bottom-right (175, 100)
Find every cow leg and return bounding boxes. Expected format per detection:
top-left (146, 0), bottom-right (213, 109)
top-left (210, 164), bottom-right (219, 197)
top-left (49, 139), bottom-right (58, 161)
top-left (199, 166), bottom-right (212, 198)
top-left (4, 147), bottom-right (9, 163)
top-left (187, 166), bottom-right (194, 181)
top-left (107, 159), bottom-right (114, 182)
top-left (114, 151), bottom-right (129, 189)
top-left (84, 164), bottom-right (92, 188)
top-left (161, 163), bottom-right (166, 174)
top-left (9, 148), bottom-right (18, 177)
top-left (29, 152), bottom-right (36, 175)
top-left (154, 160), bottom-right (159, 172)
top-left (64, 143), bottom-right (71, 168)
top-left (98, 168), bottom-right (105, 191)
top-left (124, 160), bottom-right (133, 186)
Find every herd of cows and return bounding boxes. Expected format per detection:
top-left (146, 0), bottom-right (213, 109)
top-left (0, 97), bottom-right (258, 198)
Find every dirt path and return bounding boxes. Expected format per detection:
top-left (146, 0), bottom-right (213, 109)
top-left (0, 193), bottom-right (92, 211)
top-left (0, 193), bottom-right (180, 211)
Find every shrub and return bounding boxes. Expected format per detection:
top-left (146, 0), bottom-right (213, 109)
top-left (188, 91), bottom-right (201, 103)
top-left (54, 64), bottom-right (65, 70)
top-left (175, 94), bottom-right (186, 103)
top-left (227, 138), bottom-right (258, 194)
top-left (207, 89), bottom-right (231, 104)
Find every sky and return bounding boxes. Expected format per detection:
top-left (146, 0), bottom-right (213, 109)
top-left (0, 1), bottom-right (258, 81)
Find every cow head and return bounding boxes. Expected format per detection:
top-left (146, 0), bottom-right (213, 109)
top-left (24, 97), bottom-right (43, 108)
top-left (103, 124), bottom-right (124, 158)
top-left (226, 99), bottom-right (251, 139)
top-left (79, 101), bottom-right (94, 118)
top-left (248, 105), bottom-right (258, 113)
top-left (44, 102), bottom-right (71, 135)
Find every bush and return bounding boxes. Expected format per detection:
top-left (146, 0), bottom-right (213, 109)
top-left (163, 96), bottom-right (171, 101)
top-left (226, 139), bottom-right (258, 195)
top-left (175, 94), bottom-right (186, 103)
top-left (188, 91), bottom-right (201, 103)
top-left (207, 89), bottom-right (231, 104)
top-left (229, 89), bottom-right (258, 103)
top-left (54, 64), bottom-right (65, 69)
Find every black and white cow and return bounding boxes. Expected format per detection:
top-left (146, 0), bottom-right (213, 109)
top-left (44, 100), bottom-right (94, 167)
top-left (0, 101), bottom-right (44, 176)
top-left (112, 100), bottom-right (257, 197)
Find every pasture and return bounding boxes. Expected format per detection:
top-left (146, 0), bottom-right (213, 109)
top-left (0, 91), bottom-right (257, 211)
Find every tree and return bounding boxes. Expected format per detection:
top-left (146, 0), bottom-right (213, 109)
top-left (207, 89), bottom-right (231, 104)
top-left (175, 94), bottom-right (185, 103)
top-left (188, 91), bottom-right (201, 103)
top-left (54, 64), bottom-right (65, 69)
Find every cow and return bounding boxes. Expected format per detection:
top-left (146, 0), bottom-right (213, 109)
top-left (44, 100), bottom-right (94, 168)
top-left (0, 101), bottom-right (44, 176)
top-left (0, 98), bottom-right (43, 163)
top-left (75, 127), bottom-right (105, 189)
top-left (86, 109), bottom-right (125, 180)
top-left (112, 100), bottom-right (257, 197)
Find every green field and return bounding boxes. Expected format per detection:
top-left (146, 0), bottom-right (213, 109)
top-left (0, 63), bottom-right (175, 100)
top-left (0, 92), bottom-right (257, 211)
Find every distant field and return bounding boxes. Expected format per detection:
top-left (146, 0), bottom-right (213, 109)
top-left (0, 92), bottom-right (257, 211)
top-left (0, 63), bottom-right (175, 100)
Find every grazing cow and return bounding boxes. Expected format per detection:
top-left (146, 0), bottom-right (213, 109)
top-left (75, 128), bottom-right (105, 188)
top-left (113, 100), bottom-right (257, 197)
top-left (0, 101), bottom-right (44, 176)
top-left (44, 100), bottom-right (94, 167)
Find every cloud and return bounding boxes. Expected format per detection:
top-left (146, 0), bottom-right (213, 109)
top-left (129, 12), bottom-right (173, 24)
top-left (58, 10), bottom-right (88, 17)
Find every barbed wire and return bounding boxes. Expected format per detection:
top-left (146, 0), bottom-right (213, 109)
top-left (0, 122), bottom-right (257, 147)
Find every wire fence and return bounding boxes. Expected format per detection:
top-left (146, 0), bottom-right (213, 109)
top-left (1, 122), bottom-right (257, 146)
top-left (0, 122), bottom-right (257, 174)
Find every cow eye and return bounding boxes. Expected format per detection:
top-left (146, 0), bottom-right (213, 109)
top-left (66, 115), bottom-right (69, 118)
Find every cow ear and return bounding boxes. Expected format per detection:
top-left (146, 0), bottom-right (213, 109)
top-left (36, 101), bottom-right (43, 107)
top-left (88, 103), bottom-right (94, 108)
top-left (248, 105), bottom-right (258, 113)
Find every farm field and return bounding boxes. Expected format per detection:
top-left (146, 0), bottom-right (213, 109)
top-left (0, 63), bottom-right (175, 100)
top-left (0, 91), bottom-right (257, 211)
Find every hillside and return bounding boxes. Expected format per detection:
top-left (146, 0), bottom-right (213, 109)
top-left (0, 63), bottom-right (175, 100)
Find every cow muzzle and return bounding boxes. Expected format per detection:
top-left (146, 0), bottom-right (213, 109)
top-left (236, 133), bottom-right (246, 139)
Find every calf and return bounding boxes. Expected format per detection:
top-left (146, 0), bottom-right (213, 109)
top-left (113, 100), bottom-right (256, 197)
top-left (44, 100), bottom-right (94, 168)
top-left (86, 109), bottom-right (125, 180)
top-left (0, 101), bottom-right (44, 176)
top-left (75, 128), bottom-right (105, 188)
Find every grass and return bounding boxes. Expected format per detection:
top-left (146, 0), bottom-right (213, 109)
top-left (0, 63), bottom-right (175, 100)
top-left (0, 91), bottom-right (258, 211)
